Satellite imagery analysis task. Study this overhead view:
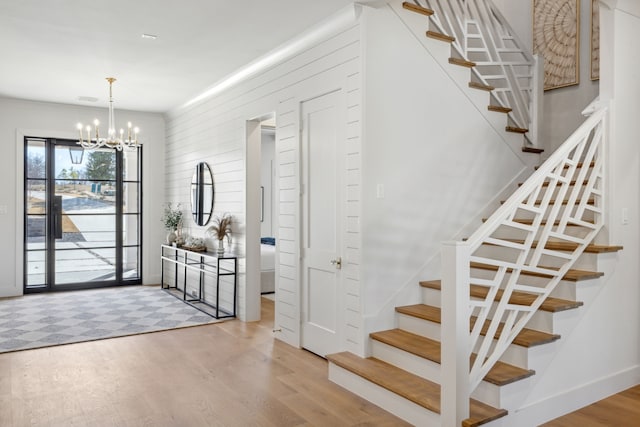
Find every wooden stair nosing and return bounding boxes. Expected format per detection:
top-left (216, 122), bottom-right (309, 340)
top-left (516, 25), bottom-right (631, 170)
top-left (535, 161), bottom-right (596, 170)
top-left (396, 304), bottom-right (560, 347)
top-left (482, 218), bottom-right (595, 227)
top-left (500, 197), bottom-right (596, 206)
top-left (327, 352), bottom-right (508, 426)
top-left (506, 126), bottom-right (528, 134)
top-left (488, 105), bottom-right (512, 113)
top-left (402, 1), bottom-right (434, 16)
top-left (420, 280), bottom-right (583, 313)
top-left (449, 57), bottom-right (476, 68)
top-left (482, 239), bottom-right (623, 254)
top-left (426, 30), bottom-right (455, 43)
top-left (370, 329), bottom-right (535, 386)
top-left (522, 146), bottom-right (544, 154)
top-left (519, 180), bottom-right (578, 187)
top-left (469, 81), bottom-right (495, 92)
top-left (470, 261), bottom-right (604, 282)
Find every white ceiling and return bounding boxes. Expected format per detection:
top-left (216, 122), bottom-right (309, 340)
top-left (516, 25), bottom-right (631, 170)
top-left (0, 0), bottom-right (367, 113)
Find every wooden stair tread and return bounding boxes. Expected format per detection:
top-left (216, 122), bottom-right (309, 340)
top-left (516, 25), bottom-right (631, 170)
top-left (506, 126), bottom-right (528, 134)
top-left (402, 1), bottom-right (434, 16)
top-left (500, 197), bottom-right (595, 205)
top-left (449, 57), bottom-right (476, 68)
top-left (395, 304), bottom-right (560, 347)
top-left (483, 218), bottom-right (595, 226)
top-left (522, 146), bottom-right (544, 154)
top-left (470, 261), bottom-right (604, 282)
top-left (327, 352), bottom-right (508, 425)
top-left (488, 105), bottom-right (512, 113)
top-left (519, 180), bottom-right (578, 187)
top-left (469, 81), bottom-right (494, 91)
top-left (426, 30), bottom-right (455, 43)
top-left (483, 239), bottom-right (623, 254)
top-left (370, 329), bottom-right (535, 386)
top-left (420, 280), bottom-right (582, 313)
top-left (535, 161), bottom-right (595, 170)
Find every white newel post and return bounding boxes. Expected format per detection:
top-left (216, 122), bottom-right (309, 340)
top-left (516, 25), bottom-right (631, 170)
top-left (531, 54), bottom-right (545, 150)
top-left (441, 241), bottom-right (471, 426)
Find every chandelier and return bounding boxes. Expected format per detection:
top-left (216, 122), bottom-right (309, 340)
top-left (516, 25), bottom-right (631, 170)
top-left (76, 77), bottom-right (141, 151)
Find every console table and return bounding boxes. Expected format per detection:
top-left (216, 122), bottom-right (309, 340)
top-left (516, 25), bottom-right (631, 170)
top-left (160, 244), bottom-right (237, 319)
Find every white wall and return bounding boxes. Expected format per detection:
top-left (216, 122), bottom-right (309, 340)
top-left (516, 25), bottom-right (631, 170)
top-left (494, 0), bottom-right (600, 153)
top-left (360, 4), bottom-right (527, 333)
top-left (164, 6), bottom-right (363, 353)
top-left (0, 97), bottom-right (165, 298)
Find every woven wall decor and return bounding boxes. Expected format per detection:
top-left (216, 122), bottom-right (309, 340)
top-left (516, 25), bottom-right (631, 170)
top-left (533, 0), bottom-right (580, 90)
top-left (591, 0), bottom-right (600, 80)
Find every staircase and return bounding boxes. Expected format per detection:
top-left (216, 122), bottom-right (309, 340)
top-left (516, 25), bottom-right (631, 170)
top-left (326, 2), bottom-right (621, 426)
top-left (328, 150), bottom-right (620, 425)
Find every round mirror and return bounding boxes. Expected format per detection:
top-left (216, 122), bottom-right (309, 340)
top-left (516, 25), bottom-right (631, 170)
top-left (190, 162), bottom-right (214, 226)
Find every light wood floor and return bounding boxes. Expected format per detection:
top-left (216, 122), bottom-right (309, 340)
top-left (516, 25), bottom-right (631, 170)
top-left (542, 385), bottom-right (640, 426)
top-left (0, 297), bottom-right (409, 427)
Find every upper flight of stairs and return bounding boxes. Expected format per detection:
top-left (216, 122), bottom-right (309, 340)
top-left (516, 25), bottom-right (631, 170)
top-left (397, 1), bottom-right (543, 155)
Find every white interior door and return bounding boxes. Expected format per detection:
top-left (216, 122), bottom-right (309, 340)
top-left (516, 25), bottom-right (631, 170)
top-left (301, 90), bottom-right (344, 357)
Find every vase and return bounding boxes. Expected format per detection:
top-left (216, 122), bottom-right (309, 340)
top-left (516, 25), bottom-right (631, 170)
top-left (217, 239), bottom-right (225, 256)
top-left (167, 230), bottom-right (177, 245)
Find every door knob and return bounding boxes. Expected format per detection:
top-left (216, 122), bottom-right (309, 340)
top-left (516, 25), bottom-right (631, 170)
top-left (330, 257), bottom-right (342, 269)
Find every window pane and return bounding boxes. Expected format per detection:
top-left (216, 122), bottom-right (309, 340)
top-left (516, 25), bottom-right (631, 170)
top-left (26, 250), bottom-right (46, 287)
top-left (26, 180), bottom-right (47, 214)
top-left (55, 214), bottom-right (115, 248)
top-left (123, 149), bottom-right (140, 181)
top-left (123, 246), bottom-right (140, 280)
top-left (123, 183), bottom-right (139, 213)
top-left (123, 213), bottom-right (139, 246)
top-left (55, 248), bottom-right (116, 284)
top-left (26, 139), bottom-right (46, 179)
top-left (26, 215), bottom-right (46, 248)
top-left (55, 181), bottom-right (116, 214)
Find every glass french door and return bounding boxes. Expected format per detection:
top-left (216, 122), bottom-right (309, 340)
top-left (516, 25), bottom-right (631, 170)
top-left (24, 137), bottom-right (142, 292)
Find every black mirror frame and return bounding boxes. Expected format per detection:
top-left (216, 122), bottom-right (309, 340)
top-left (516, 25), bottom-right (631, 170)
top-left (190, 162), bottom-right (214, 226)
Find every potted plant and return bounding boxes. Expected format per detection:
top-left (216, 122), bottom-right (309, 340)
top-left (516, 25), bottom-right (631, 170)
top-left (162, 203), bottom-right (183, 244)
top-left (206, 213), bottom-right (233, 255)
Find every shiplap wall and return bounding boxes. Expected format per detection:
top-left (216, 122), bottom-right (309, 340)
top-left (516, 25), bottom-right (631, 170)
top-left (165, 16), bottom-right (363, 353)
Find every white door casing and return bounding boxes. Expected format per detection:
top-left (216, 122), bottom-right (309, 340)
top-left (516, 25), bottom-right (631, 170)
top-left (300, 89), bottom-right (345, 357)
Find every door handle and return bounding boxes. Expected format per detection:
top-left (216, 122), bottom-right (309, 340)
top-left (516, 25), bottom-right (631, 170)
top-left (53, 195), bottom-right (63, 239)
top-left (330, 257), bottom-right (342, 269)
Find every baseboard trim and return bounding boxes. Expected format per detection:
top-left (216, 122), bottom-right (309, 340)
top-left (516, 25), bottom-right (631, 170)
top-left (507, 365), bottom-right (640, 426)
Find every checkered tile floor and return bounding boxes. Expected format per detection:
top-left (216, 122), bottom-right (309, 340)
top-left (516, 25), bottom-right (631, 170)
top-left (0, 286), bottom-right (218, 353)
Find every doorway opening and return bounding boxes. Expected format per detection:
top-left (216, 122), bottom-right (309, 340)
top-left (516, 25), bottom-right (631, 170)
top-left (23, 137), bottom-right (142, 292)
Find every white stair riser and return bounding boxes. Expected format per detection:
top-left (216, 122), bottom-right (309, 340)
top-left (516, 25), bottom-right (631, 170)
top-left (370, 339), bottom-right (441, 382)
top-left (468, 268), bottom-right (584, 301)
top-left (422, 287), bottom-right (566, 334)
top-left (328, 362), bottom-right (441, 426)
top-left (471, 375), bottom-right (532, 411)
top-left (471, 247), bottom-right (598, 271)
top-left (397, 312), bottom-right (441, 341)
top-left (398, 311), bottom-right (544, 370)
top-left (497, 339), bottom-right (558, 371)
top-left (371, 338), bottom-right (523, 409)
